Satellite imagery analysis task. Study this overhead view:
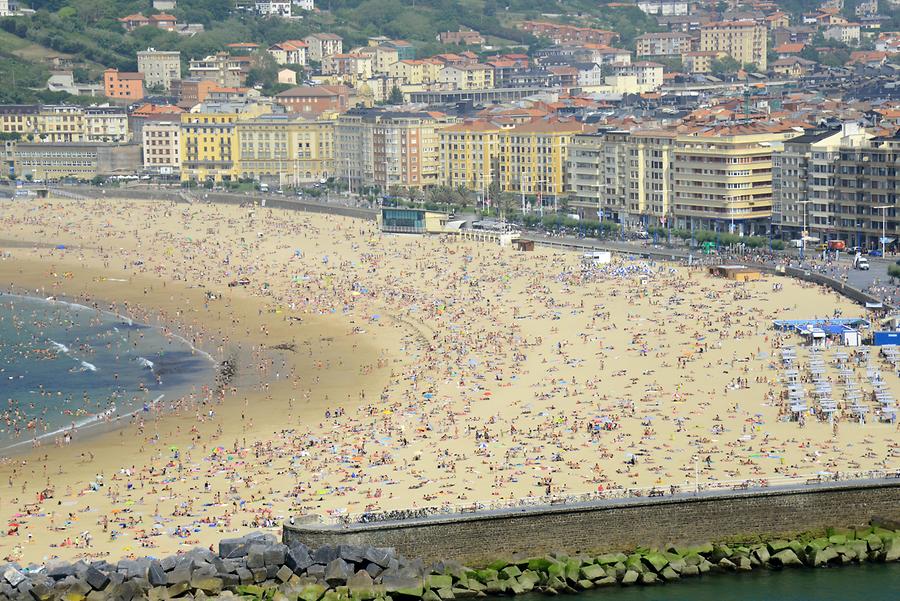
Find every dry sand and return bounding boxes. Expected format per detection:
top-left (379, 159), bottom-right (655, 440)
top-left (0, 197), bottom-right (897, 565)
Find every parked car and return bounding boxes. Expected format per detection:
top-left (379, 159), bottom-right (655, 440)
top-left (868, 249), bottom-right (884, 257)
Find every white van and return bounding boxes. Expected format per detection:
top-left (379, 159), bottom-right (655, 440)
top-left (855, 256), bottom-right (869, 271)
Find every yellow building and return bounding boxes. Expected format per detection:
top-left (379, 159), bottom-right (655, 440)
top-left (180, 101), bottom-right (271, 183)
top-left (699, 20), bottom-right (768, 70)
top-left (390, 60), bottom-right (425, 85)
top-left (374, 45), bottom-right (400, 73)
top-left (438, 120), bottom-right (502, 192)
top-left (235, 113), bottom-right (335, 186)
top-left (439, 117), bottom-right (590, 199)
top-left (0, 105), bottom-right (96, 143)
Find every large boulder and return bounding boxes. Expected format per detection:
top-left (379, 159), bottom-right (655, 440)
top-left (381, 574), bottom-right (424, 598)
top-left (883, 537), bottom-right (900, 562)
top-left (325, 558), bottom-right (353, 586)
top-left (84, 567), bottom-right (110, 591)
top-left (426, 574), bottom-right (453, 590)
top-left (313, 547), bottom-right (341, 565)
top-left (579, 564), bottom-right (605, 581)
top-left (363, 548), bottom-right (393, 568)
top-left (641, 552), bottom-right (668, 573)
top-left (809, 546), bottom-right (839, 567)
top-left (771, 549), bottom-right (803, 567)
top-left (621, 570), bottom-right (639, 585)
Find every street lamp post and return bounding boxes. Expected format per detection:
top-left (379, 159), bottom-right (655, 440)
top-left (874, 205), bottom-right (891, 257)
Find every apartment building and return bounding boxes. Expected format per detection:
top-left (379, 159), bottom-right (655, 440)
top-left (179, 101), bottom-right (272, 182)
top-left (567, 124), bottom-right (805, 234)
top-left (496, 118), bottom-right (591, 199)
top-left (824, 23), bottom-right (861, 46)
top-left (832, 132), bottom-right (900, 248)
top-left (438, 120), bottom-right (502, 193)
top-left (304, 33), bottom-right (343, 62)
top-left (0, 105), bottom-right (39, 139)
top-left (84, 106), bottom-right (130, 143)
top-left (608, 62), bottom-right (664, 92)
top-left (335, 108), bottom-right (449, 191)
top-left (671, 125), bottom-right (799, 235)
top-left (772, 125), bottom-right (899, 247)
top-left (137, 49), bottom-right (181, 92)
top-left (321, 53), bottom-right (374, 81)
top-left (700, 20), bottom-right (768, 69)
top-left (373, 45), bottom-right (400, 74)
top-left (103, 69), bottom-right (145, 101)
top-left (0, 105), bottom-right (89, 143)
top-left (438, 64), bottom-right (494, 90)
top-left (567, 129), bottom-right (676, 228)
top-left (142, 121), bottom-right (181, 175)
top-left (267, 40), bottom-right (308, 66)
top-left (438, 116), bottom-right (591, 199)
top-left (235, 113), bottom-right (335, 186)
top-left (635, 32), bottom-right (692, 57)
top-left (188, 53), bottom-right (250, 87)
top-left (13, 143), bottom-right (141, 181)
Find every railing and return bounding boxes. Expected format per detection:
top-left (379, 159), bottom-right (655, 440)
top-left (314, 469), bottom-right (900, 527)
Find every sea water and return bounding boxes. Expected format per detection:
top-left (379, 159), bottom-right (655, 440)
top-left (514, 562), bottom-right (900, 601)
top-left (0, 293), bottom-right (217, 450)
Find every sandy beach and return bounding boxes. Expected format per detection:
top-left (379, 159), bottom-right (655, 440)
top-left (0, 197), bottom-right (898, 565)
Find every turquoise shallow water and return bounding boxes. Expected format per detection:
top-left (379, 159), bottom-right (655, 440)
top-left (514, 563), bottom-right (900, 601)
top-left (0, 293), bottom-right (216, 449)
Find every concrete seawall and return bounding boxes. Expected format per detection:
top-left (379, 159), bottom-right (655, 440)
top-left (284, 481), bottom-right (900, 565)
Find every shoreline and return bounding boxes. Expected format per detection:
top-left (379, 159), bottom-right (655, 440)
top-left (0, 290), bottom-right (221, 455)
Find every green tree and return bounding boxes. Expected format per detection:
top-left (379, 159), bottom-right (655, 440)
top-left (711, 56), bottom-right (741, 75)
top-left (387, 85), bottom-right (403, 104)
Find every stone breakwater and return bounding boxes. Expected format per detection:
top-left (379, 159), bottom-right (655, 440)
top-left (2, 524), bottom-right (900, 601)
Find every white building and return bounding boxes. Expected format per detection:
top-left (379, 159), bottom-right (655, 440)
top-left (576, 64), bottom-right (604, 87)
top-left (142, 121), bottom-right (181, 175)
top-left (0, 0), bottom-right (17, 16)
top-left (609, 61), bottom-right (664, 92)
top-left (137, 49), bottom-right (182, 92)
top-left (304, 33), bottom-right (344, 62)
top-left (636, 0), bottom-right (688, 16)
top-left (84, 107), bottom-right (130, 143)
top-left (293, 0), bottom-right (314, 10)
top-left (152, 0), bottom-right (176, 10)
top-left (256, 0), bottom-right (291, 17)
